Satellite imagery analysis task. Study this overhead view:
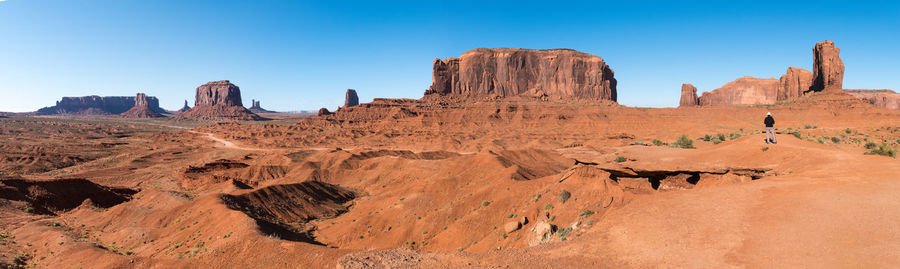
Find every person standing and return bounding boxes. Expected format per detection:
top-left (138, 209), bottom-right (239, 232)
top-left (765, 112), bottom-right (777, 144)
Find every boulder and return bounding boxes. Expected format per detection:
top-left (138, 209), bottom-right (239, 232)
top-left (345, 89), bottom-right (359, 107)
top-left (528, 221), bottom-right (556, 246)
top-left (679, 83), bottom-right (699, 107)
top-left (698, 76), bottom-right (778, 106)
top-left (810, 40), bottom-right (844, 92)
top-left (120, 93), bottom-right (165, 118)
top-left (425, 48), bottom-right (617, 101)
top-left (503, 221), bottom-right (522, 233)
top-left (776, 67), bottom-right (813, 101)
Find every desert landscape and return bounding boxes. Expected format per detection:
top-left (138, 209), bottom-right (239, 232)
top-left (1, 39), bottom-right (899, 268)
top-left (2, 1), bottom-right (900, 268)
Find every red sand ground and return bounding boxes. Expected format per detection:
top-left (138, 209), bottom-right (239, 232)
top-left (1, 90), bottom-right (899, 268)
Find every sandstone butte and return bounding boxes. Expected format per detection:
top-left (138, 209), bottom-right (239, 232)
top-left (846, 89), bottom-right (900, 110)
top-left (679, 40), bottom-right (865, 107)
top-left (249, 99), bottom-right (275, 113)
top-left (345, 89), bottom-right (359, 107)
top-left (178, 80), bottom-right (262, 120)
top-left (425, 48), bottom-right (617, 101)
top-left (176, 100), bottom-right (191, 114)
top-left (120, 93), bottom-right (165, 118)
top-left (679, 83), bottom-right (699, 107)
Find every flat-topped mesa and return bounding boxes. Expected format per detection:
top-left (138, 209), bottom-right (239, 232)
top-left (777, 67), bottom-right (813, 101)
top-left (121, 93), bottom-right (165, 118)
top-left (811, 40), bottom-right (844, 92)
top-left (195, 80), bottom-right (243, 106)
top-left (698, 76), bottom-right (779, 106)
top-left (345, 89), bottom-right (359, 107)
top-left (425, 48), bottom-right (617, 101)
top-left (179, 80), bottom-right (262, 120)
top-left (679, 84), bottom-right (699, 107)
top-left (36, 95), bottom-right (165, 115)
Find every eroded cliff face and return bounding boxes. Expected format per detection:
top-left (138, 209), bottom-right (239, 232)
top-left (811, 40), bottom-right (844, 92)
top-left (179, 80), bottom-right (262, 120)
top-left (345, 89), bottom-right (359, 107)
top-left (698, 77), bottom-right (779, 106)
top-left (36, 95), bottom-right (164, 115)
top-left (425, 48), bottom-right (617, 101)
top-left (846, 90), bottom-right (900, 110)
top-left (679, 84), bottom-right (699, 107)
top-left (776, 67), bottom-right (813, 101)
top-left (195, 80), bottom-right (243, 107)
top-left (120, 93), bottom-right (165, 118)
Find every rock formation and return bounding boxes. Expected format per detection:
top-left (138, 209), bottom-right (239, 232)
top-left (120, 93), bottom-right (165, 118)
top-left (846, 89), bottom-right (900, 110)
top-left (425, 48), bottom-right (617, 101)
top-left (698, 77), bottom-right (779, 106)
top-left (776, 67), bottom-right (813, 101)
top-left (249, 99), bottom-right (274, 113)
top-left (178, 80), bottom-right (262, 120)
top-left (345, 89), bottom-right (359, 107)
top-left (679, 84), bottom-right (699, 107)
top-left (317, 108), bottom-right (333, 116)
top-left (176, 100), bottom-right (191, 113)
top-left (810, 40), bottom-right (844, 92)
top-left (36, 95), bottom-right (165, 115)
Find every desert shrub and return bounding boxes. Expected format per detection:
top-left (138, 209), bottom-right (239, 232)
top-left (865, 141), bottom-right (878, 149)
top-left (700, 134), bottom-right (712, 142)
top-left (614, 156), bottom-right (626, 163)
top-left (717, 133), bottom-right (727, 141)
top-left (482, 200), bottom-right (491, 207)
top-left (557, 227), bottom-right (573, 240)
top-left (631, 141), bottom-right (646, 146)
top-left (711, 136), bottom-right (723, 144)
top-left (729, 133), bottom-right (742, 140)
top-left (791, 131), bottom-right (802, 139)
top-left (845, 128), bottom-right (852, 134)
top-left (817, 137), bottom-right (825, 144)
top-left (652, 139), bottom-right (664, 146)
top-left (544, 204), bottom-right (554, 211)
top-left (671, 135), bottom-right (694, 149)
top-left (762, 146), bottom-right (769, 152)
top-left (867, 143), bottom-right (897, 158)
top-left (559, 190), bottom-right (571, 203)
top-left (831, 137), bottom-right (840, 144)
top-left (578, 210), bottom-right (594, 217)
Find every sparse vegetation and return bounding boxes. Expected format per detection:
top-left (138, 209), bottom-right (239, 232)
top-left (762, 146), bottom-right (769, 152)
top-left (865, 141), bottom-right (878, 149)
top-left (845, 128), bottom-right (852, 134)
top-left (544, 204), bottom-right (554, 211)
top-left (671, 134), bottom-right (694, 149)
top-left (652, 139), bottom-right (664, 146)
top-left (557, 227), bottom-right (573, 241)
top-left (559, 190), bottom-right (571, 203)
top-left (614, 156), bottom-right (626, 163)
top-left (482, 200), bottom-right (492, 207)
top-left (866, 143), bottom-right (897, 158)
top-left (831, 137), bottom-right (841, 144)
top-left (578, 210), bottom-right (594, 217)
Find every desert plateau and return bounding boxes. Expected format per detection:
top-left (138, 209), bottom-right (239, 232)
top-left (1, 1), bottom-right (899, 268)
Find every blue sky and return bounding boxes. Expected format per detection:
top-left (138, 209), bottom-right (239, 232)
top-left (0, 0), bottom-right (897, 112)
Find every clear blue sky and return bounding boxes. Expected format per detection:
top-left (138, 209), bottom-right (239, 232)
top-left (0, 0), bottom-right (897, 112)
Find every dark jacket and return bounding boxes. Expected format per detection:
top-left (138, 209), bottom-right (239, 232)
top-left (764, 115), bottom-right (775, 127)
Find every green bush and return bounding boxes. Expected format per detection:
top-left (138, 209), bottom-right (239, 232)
top-left (671, 134), bottom-right (694, 149)
top-left (482, 200), bottom-right (491, 207)
top-left (865, 141), bottom-right (878, 149)
top-left (544, 203), bottom-right (554, 211)
top-left (559, 190), bottom-right (571, 203)
top-left (831, 137), bottom-right (840, 144)
top-left (700, 134), bottom-right (712, 142)
top-left (578, 210), bottom-right (594, 217)
top-left (717, 133), bottom-right (727, 141)
top-left (867, 143), bottom-right (897, 158)
top-left (614, 156), bottom-right (626, 163)
top-left (791, 131), bottom-right (802, 139)
top-left (729, 133), bottom-right (742, 140)
top-left (652, 139), bottom-right (664, 146)
top-left (845, 128), bottom-right (852, 134)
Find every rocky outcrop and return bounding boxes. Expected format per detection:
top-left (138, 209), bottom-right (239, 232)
top-left (195, 80), bottom-right (243, 106)
top-left (776, 67), bottom-right (813, 101)
top-left (120, 93), bottom-right (165, 118)
top-left (345, 89), bottom-right (359, 107)
top-left (698, 77), bottom-right (779, 106)
top-left (36, 95), bottom-right (165, 115)
top-left (249, 99), bottom-right (275, 113)
top-left (811, 40), bottom-right (844, 92)
top-left (846, 89), bottom-right (900, 110)
top-left (679, 84), bottom-right (699, 107)
top-left (179, 80), bottom-right (262, 120)
top-left (317, 108), bottom-right (333, 116)
top-left (425, 48), bottom-right (617, 101)
top-left (176, 100), bottom-right (191, 113)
